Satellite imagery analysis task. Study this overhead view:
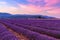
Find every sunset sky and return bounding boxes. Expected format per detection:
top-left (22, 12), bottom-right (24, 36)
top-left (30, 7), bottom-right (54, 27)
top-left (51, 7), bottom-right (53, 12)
top-left (0, 0), bottom-right (60, 18)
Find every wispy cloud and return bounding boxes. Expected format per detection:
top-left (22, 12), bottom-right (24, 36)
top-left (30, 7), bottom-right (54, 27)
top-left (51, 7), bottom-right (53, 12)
top-left (0, 1), bottom-right (7, 4)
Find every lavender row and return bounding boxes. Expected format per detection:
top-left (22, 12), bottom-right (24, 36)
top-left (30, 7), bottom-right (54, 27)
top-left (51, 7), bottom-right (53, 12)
top-left (0, 21), bottom-right (58, 40)
top-left (10, 23), bottom-right (60, 39)
top-left (4, 19), bottom-right (60, 31)
top-left (0, 23), bottom-right (19, 40)
top-left (1, 19), bottom-right (60, 38)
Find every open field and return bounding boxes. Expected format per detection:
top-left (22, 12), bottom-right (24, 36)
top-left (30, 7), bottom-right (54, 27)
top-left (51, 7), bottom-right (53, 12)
top-left (0, 19), bottom-right (60, 40)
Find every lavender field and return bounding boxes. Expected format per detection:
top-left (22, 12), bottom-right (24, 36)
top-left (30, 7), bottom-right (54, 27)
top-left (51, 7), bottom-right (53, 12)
top-left (0, 19), bottom-right (60, 40)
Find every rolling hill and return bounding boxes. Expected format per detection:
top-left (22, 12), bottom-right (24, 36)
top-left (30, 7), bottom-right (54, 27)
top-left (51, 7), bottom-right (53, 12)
top-left (0, 12), bottom-right (56, 19)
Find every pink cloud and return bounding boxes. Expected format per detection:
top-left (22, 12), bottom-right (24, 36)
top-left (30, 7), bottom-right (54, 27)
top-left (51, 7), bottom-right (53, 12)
top-left (27, 0), bottom-right (41, 3)
top-left (27, 0), bottom-right (59, 7)
top-left (0, 6), bottom-right (19, 14)
top-left (47, 8), bottom-right (60, 14)
top-left (45, 0), bottom-right (59, 6)
top-left (18, 4), bottom-right (42, 14)
top-left (0, 4), bottom-right (59, 16)
top-left (17, 4), bottom-right (60, 18)
top-left (47, 8), bottom-right (60, 18)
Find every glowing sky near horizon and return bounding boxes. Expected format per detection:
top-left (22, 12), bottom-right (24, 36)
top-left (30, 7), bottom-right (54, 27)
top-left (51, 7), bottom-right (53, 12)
top-left (0, 0), bottom-right (60, 18)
